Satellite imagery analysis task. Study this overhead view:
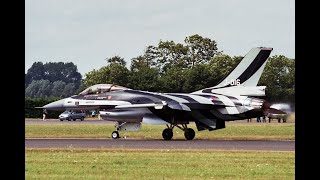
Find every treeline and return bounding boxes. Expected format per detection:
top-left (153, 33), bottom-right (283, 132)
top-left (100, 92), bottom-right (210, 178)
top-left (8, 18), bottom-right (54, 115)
top-left (25, 62), bottom-right (83, 98)
top-left (83, 34), bottom-right (295, 104)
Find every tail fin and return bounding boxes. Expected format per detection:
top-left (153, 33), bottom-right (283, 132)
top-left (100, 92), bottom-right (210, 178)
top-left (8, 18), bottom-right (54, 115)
top-left (216, 47), bottom-right (272, 88)
top-left (192, 47), bottom-right (273, 95)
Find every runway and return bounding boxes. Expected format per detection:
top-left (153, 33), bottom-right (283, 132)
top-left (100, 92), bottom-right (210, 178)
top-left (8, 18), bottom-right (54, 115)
top-left (25, 139), bottom-right (294, 151)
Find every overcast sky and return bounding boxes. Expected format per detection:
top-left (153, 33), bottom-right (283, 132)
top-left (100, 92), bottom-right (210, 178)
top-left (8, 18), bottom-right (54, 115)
top-left (25, 0), bottom-right (294, 76)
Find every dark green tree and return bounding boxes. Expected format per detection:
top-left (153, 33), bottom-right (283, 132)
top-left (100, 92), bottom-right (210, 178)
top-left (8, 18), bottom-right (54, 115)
top-left (43, 62), bottom-right (82, 87)
top-left (156, 40), bottom-right (189, 72)
top-left (61, 83), bottom-right (77, 97)
top-left (183, 64), bottom-right (215, 92)
top-left (207, 54), bottom-right (239, 85)
top-left (105, 56), bottom-right (126, 66)
top-left (25, 62), bottom-right (45, 85)
top-left (130, 56), bottom-right (149, 72)
top-left (82, 63), bottom-right (130, 88)
top-left (129, 55), bottom-right (160, 91)
top-left (144, 45), bottom-right (158, 68)
top-left (259, 55), bottom-right (295, 103)
top-left (135, 34), bottom-right (219, 73)
top-left (26, 62), bottom-right (82, 89)
top-left (158, 66), bottom-right (187, 92)
top-left (128, 67), bottom-right (160, 91)
top-left (184, 34), bottom-right (218, 67)
top-left (51, 81), bottom-right (66, 97)
top-left (25, 79), bottom-right (52, 98)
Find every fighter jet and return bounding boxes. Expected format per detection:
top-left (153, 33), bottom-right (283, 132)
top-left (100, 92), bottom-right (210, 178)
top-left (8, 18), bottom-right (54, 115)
top-left (42, 47), bottom-right (282, 140)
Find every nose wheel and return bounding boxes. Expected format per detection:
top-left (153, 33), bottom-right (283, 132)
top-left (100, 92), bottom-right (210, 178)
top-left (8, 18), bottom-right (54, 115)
top-left (111, 122), bottom-right (127, 139)
top-left (111, 131), bottom-right (119, 139)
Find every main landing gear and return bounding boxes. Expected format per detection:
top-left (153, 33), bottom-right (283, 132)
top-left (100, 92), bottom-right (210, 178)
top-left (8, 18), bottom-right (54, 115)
top-left (162, 124), bottom-right (195, 140)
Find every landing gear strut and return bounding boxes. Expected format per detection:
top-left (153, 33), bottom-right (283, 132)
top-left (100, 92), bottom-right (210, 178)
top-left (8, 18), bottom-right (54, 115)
top-left (111, 122), bottom-right (126, 139)
top-left (162, 124), bottom-right (195, 140)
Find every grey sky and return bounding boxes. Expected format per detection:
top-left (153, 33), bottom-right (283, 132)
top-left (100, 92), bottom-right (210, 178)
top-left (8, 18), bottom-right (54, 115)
top-left (26, 0), bottom-right (295, 76)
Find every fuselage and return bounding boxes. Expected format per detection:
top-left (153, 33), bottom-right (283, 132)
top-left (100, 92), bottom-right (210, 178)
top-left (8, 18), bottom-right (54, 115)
top-left (43, 89), bottom-right (265, 122)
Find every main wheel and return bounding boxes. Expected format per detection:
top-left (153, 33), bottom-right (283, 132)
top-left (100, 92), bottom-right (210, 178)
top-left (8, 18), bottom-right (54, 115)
top-left (184, 128), bottom-right (195, 140)
top-left (81, 117), bottom-right (84, 121)
top-left (162, 128), bottom-right (173, 140)
top-left (112, 131), bottom-right (119, 139)
top-left (67, 117), bottom-right (71, 121)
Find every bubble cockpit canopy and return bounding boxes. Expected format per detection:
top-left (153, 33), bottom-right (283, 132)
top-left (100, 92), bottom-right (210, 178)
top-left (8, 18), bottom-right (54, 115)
top-left (79, 84), bottom-right (129, 95)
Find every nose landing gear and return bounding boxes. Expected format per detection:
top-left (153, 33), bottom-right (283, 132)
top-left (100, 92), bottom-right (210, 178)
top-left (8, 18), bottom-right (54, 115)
top-left (111, 122), bottom-right (126, 139)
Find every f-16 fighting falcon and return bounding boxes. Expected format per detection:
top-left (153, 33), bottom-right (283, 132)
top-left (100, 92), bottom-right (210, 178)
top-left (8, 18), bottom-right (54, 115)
top-left (41, 47), bottom-right (285, 140)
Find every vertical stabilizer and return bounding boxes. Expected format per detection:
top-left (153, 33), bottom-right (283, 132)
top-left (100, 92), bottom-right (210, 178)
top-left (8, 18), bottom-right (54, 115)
top-left (194, 47), bottom-right (273, 94)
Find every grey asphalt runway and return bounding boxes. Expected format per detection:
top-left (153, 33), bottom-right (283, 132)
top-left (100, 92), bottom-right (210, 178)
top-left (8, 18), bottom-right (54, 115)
top-left (25, 139), bottom-right (294, 151)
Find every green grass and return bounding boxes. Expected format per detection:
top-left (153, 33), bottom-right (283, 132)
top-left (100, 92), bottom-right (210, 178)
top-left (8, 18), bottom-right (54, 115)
top-left (26, 149), bottom-right (294, 179)
top-left (26, 123), bottom-right (295, 140)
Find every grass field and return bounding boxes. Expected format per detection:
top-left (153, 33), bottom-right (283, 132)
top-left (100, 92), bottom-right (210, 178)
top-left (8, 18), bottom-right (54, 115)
top-left (25, 123), bottom-right (295, 140)
top-left (26, 149), bottom-right (294, 179)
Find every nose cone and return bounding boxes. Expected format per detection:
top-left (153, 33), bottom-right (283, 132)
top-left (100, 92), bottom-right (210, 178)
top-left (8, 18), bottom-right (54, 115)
top-left (43, 99), bottom-right (66, 111)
